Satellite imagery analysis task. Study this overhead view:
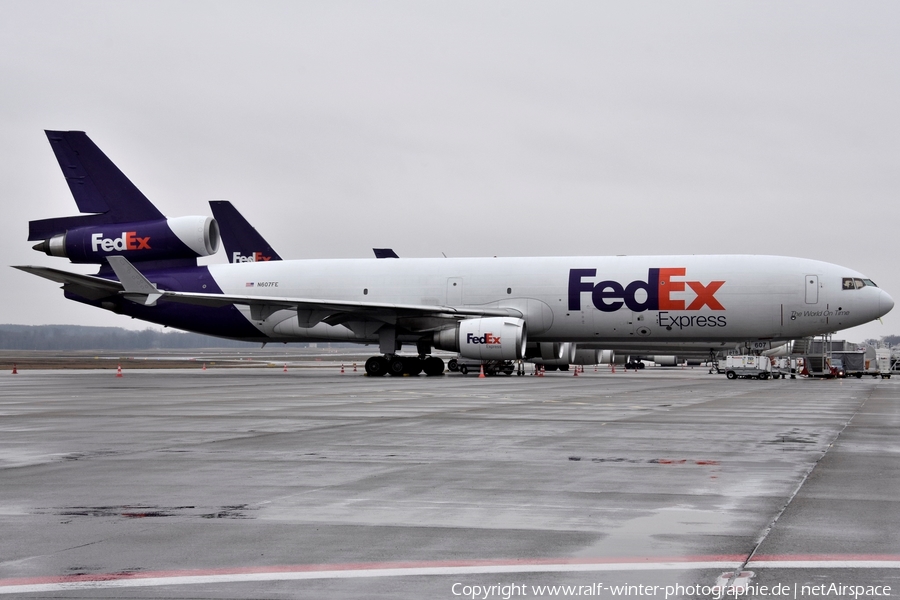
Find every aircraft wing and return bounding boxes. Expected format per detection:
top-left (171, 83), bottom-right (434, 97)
top-left (14, 259), bottom-right (520, 330)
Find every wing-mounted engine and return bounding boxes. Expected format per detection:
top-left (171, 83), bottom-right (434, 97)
top-left (433, 317), bottom-right (527, 360)
top-left (525, 342), bottom-right (574, 361)
top-left (32, 216), bottom-right (220, 264)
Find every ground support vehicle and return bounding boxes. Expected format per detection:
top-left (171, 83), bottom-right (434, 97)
top-left (802, 355), bottom-right (834, 378)
top-left (771, 357), bottom-right (795, 379)
top-left (830, 358), bottom-right (846, 378)
top-left (876, 348), bottom-right (892, 379)
top-left (831, 351), bottom-right (867, 378)
top-left (448, 358), bottom-right (518, 376)
top-left (724, 355), bottom-right (775, 380)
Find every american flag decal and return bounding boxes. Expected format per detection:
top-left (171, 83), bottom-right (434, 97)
top-left (245, 282), bottom-right (254, 288)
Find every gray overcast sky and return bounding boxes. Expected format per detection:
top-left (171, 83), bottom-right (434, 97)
top-left (2, 1), bottom-right (898, 342)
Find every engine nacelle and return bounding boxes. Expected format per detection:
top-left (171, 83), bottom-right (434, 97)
top-left (572, 349), bottom-right (601, 365)
top-left (531, 343), bottom-right (579, 366)
top-left (524, 342), bottom-right (570, 360)
top-left (33, 216), bottom-right (220, 264)
top-left (652, 355), bottom-right (678, 366)
top-left (535, 348), bottom-right (608, 366)
top-left (434, 317), bottom-right (527, 361)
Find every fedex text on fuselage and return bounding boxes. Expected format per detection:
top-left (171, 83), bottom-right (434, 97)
top-left (568, 268), bottom-right (725, 313)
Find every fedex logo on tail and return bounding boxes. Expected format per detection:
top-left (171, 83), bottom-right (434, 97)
top-left (467, 332), bottom-right (501, 345)
top-left (568, 268), bottom-right (725, 312)
top-left (232, 251), bottom-right (272, 263)
top-left (91, 232), bottom-right (151, 252)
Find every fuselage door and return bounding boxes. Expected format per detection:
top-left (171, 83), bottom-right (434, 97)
top-left (805, 275), bottom-right (819, 304)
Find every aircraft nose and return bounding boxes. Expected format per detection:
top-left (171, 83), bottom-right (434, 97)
top-left (880, 289), bottom-right (895, 317)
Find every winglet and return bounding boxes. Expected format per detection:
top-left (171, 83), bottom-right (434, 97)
top-left (106, 256), bottom-right (164, 306)
top-left (373, 248), bottom-right (399, 259)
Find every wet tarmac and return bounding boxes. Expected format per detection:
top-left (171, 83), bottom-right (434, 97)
top-left (0, 364), bottom-right (898, 598)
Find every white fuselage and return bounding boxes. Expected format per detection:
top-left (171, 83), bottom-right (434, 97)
top-left (206, 254), bottom-right (892, 345)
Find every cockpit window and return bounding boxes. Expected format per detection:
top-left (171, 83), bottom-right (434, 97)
top-left (843, 277), bottom-right (879, 289)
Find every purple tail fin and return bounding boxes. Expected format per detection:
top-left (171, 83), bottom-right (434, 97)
top-left (29, 131), bottom-right (165, 241)
top-left (209, 201), bottom-right (282, 263)
top-left (373, 248), bottom-right (400, 259)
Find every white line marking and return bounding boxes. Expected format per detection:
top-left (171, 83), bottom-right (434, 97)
top-left (2, 559), bottom-right (897, 595)
top-left (748, 560), bottom-right (900, 569)
top-left (0, 561), bottom-right (735, 594)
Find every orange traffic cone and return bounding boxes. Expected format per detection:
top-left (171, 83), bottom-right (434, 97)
top-left (116, 364), bottom-right (123, 378)
top-left (283, 363), bottom-right (288, 373)
top-left (611, 363), bottom-right (616, 373)
top-left (11, 364), bottom-right (18, 374)
top-left (202, 363), bottom-right (206, 371)
top-left (573, 365), bottom-right (578, 376)
top-left (341, 364), bottom-right (345, 374)
top-left (479, 364), bottom-right (486, 378)
top-left (353, 363), bottom-right (357, 372)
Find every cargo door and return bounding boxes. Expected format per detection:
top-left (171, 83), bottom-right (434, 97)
top-left (805, 275), bottom-right (819, 304)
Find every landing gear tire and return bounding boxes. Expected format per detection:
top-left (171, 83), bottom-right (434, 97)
top-left (406, 358), bottom-right (423, 376)
top-left (388, 356), bottom-right (406, 376)
top-left (423, 356), bottom-right (445, 376)
top-left (460, 365), bottom-right (469, 375)
top-left (447, 359), bottom-right (459, 372)
top-left (365, 356), bottom-right (388, 377)
top-left (559, 364), bottom-right (569, 372)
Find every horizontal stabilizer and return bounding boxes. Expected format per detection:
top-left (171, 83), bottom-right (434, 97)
top-left (29, 213), bottom-right (115, 242)
top-left (12, 265), bottom-right (123, 301)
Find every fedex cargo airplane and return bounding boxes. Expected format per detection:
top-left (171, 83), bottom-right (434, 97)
top-left (15, 131), bottom-right (894, 376)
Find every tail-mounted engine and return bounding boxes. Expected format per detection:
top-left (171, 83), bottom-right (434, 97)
top-left (434, 317), bottom-right (527, 361)
top-left (32, 216), bottom-right (220, 264)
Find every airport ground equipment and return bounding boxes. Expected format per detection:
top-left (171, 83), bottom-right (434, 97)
top-left (802, 355), bottom-right (834, 378)
top-left (724, 355), bottom-right (775, 380)
top-left (771, 357), bottom-right (796, 379)
top-left (448, 357), bottom-right (517, 376)
top-left (876, 348), bottom-right (892, 379)
top-left (829, 358), bottom-right (846, 378)
top-left (831, 351), bottom-right (867, 378)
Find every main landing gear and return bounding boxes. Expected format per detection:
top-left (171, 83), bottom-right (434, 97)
top-left (364, 355), bottom-right (445, 377)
